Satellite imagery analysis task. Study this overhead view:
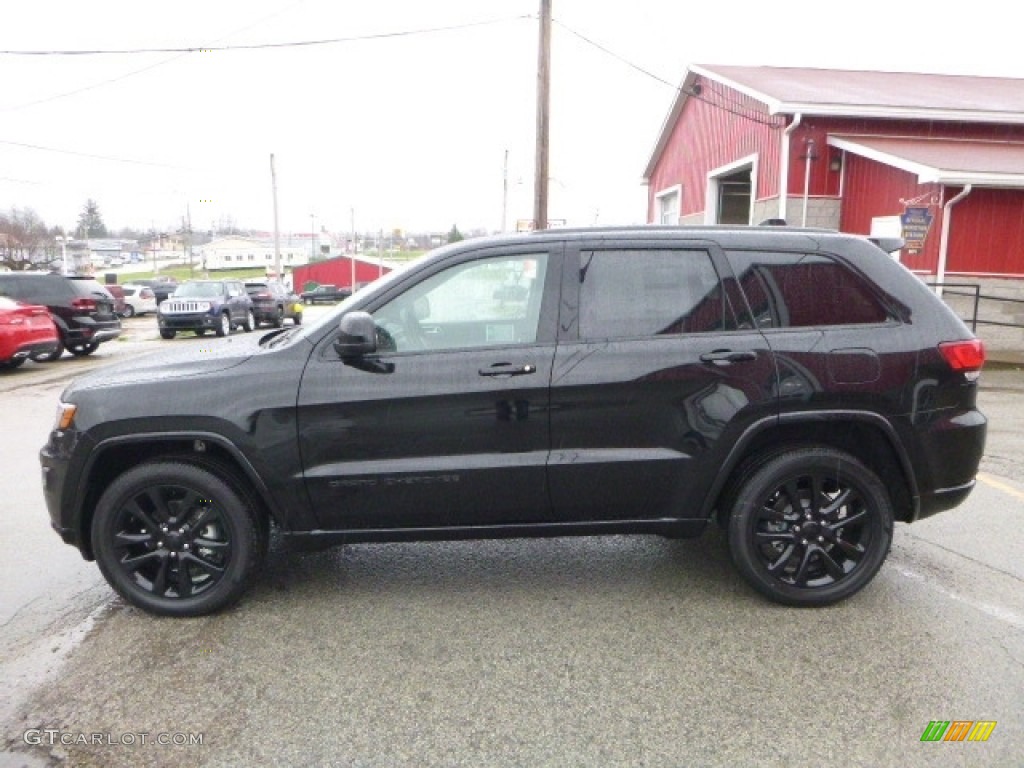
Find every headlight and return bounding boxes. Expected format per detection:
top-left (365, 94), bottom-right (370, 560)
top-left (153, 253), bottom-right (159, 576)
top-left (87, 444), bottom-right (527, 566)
top-left (54, 402), bottom-right (77, 431)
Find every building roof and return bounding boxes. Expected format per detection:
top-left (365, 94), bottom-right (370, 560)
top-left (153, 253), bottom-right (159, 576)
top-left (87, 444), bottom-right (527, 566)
top-left (829, 135), bottom-right (1024, 188)
top-left (692, 65), bottom-right (1024, 122)
top-left (644, 65), bottom-right (1024, 180)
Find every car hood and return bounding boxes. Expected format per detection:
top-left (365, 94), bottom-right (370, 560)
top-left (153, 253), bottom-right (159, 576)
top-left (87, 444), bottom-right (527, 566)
top-left (66, 336), bottom-right (257, 393)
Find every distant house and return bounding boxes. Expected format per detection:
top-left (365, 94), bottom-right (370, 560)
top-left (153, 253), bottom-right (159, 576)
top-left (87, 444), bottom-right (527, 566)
top-left (193, 236), bottom-right (316, 272)
top-left (643, 65), bottom-right (1024, 279)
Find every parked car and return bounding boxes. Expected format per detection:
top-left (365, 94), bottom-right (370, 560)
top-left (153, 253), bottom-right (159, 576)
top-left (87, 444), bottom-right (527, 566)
top-left (40, 226), bottom-right (986, 616)
top-left (103, 284), bottom-right (128, 317)
top-left (244, 279), bottom-right (303, 327)
top-left (119, 284), bottom-right (158, 317)
top-left (157, 279), bottom-right (254, 339)
top-left (134, 277), bottom-right (178, 304)
top-left (0, 296), bottom-right (59, 370)
top-left (0, 272), bottom-right (121, 360)
top-left (301, 284), bottom-right (351, 304)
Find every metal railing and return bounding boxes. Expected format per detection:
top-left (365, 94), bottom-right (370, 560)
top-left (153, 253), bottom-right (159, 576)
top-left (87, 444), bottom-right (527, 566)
top-left (925, 282), bottom-right (1024, 333)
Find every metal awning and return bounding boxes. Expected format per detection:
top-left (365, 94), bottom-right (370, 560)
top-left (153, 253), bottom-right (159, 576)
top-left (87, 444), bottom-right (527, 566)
top-left (828, 135), bottom-right (1024, 188)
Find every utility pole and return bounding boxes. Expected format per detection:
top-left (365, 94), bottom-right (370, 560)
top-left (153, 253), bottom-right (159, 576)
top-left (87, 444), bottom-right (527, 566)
top-left (533, 0), bottom-right (551, 231)
top-left (270, 154), bottom-right (281, 280)
top-left (502, 149), bottom-right (509, 233)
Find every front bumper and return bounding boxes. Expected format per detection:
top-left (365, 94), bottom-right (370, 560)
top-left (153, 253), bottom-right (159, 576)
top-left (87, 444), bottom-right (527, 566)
top-left (159, 312), bottom-right (219, 331)
top-left (39, 427), bottom-right (90, 556)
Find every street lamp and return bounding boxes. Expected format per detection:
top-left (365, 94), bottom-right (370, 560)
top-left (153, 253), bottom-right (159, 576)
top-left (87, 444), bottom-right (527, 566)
top-left (55, 235), bottom-right (70, 275)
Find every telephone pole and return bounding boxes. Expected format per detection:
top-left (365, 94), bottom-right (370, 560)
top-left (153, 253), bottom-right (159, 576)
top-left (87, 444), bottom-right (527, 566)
top-left (270, 154), bottom-right (281, 279)
top-left (533, 0), bottom-right (551, 231)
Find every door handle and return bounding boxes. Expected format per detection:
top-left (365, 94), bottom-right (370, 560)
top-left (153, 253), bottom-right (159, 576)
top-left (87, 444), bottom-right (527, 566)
top-left (699, 350), bottom-right (757, 365)
top-left (479, 363), bottom-right (537, 377)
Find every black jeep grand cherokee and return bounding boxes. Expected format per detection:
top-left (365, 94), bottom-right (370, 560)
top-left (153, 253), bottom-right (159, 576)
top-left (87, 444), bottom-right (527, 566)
top-left (40, 227), bottom-right (986, 616)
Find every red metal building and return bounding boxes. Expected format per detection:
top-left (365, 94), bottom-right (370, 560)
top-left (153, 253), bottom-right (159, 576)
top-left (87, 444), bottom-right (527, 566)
top-left (292, 255), bottom-right (393, 293)
top-left (643, 65), bottom-right (1024, 279)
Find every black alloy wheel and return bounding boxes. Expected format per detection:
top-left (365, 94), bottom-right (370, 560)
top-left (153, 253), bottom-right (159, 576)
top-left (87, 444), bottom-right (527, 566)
top-left (728, 447), bottom-right (893, 606)
top-left (92, 461), bottom-right (263, 616)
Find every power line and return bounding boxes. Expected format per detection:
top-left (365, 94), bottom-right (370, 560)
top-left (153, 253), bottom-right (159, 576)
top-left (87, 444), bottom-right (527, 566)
top-left (553, 19), bottom-right (782, 128)
top-left (0, 15), bottom-right (531, 56)
top-left (1, 0), bottom-right (313, 113)
top-left (0, 139), bottom-right (193, 169)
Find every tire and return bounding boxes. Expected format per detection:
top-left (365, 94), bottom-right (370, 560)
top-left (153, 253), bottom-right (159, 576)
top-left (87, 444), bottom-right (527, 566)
top-left (68, 341), bottom-right (100, 357)
top-left (91, 461), bottom-right (263, 617)
top-left (242, 309), bottom-right (255, 333)
top-left (160, 329), bottom-right (176, 340)
top-left (215, 312), bottom-right (230, 337)
top-left (272, 307), bottom-right (284, 328)
top-left (195, 328), bottom-right (207, 336)
top-left (31, 340), bottom-right (64, 362)
top-left (122, 305), bottom-right (135, 318)
top-left (0, 357), bottom-right (27, 370)
top-left (292, 311), bottom-right (302, 326)
top-left (727, 447), bottom-right (893, 607)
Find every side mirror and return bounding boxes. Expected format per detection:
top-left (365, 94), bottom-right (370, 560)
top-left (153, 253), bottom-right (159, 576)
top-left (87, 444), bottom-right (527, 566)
top-left (333, 311), bottom-right (377, 358)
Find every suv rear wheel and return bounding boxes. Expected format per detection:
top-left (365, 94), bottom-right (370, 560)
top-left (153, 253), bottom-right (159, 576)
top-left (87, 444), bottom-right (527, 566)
top-left (91, 461), bottom-right (263, 617)
top-left (727, 447), bottom-right (893, 606)
top-left (68, 341), bottom-right (100, 357)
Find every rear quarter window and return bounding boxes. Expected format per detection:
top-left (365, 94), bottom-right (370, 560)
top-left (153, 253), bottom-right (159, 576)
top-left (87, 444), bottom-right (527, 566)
top-left (726, 250), bottom-right (892, 328)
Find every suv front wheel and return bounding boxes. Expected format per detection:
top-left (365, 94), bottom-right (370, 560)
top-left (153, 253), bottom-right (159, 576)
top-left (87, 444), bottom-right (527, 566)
top-left (727, 447), bottom-right (894, 606)
top-left (215, 312), bottom-right (231, 337)
top-left (91, 461), bottom-right (264, 617)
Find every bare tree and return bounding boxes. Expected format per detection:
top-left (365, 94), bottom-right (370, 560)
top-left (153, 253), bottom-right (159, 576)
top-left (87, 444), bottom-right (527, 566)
top-left (0, 207), bottom-right (51, 271)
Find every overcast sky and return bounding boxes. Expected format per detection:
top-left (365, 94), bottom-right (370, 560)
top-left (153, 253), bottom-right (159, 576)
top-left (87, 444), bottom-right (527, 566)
top-left (2, 0), bottom-right (1023, 238)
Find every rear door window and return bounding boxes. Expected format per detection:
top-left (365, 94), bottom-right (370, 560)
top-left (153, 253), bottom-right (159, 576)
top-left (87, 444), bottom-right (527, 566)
top-left (578, 249), bottom-right (734, 339)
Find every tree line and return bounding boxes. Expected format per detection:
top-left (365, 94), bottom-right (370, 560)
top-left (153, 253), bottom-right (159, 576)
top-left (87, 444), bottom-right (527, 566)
top-left (0, 199), bottom-right (121, 271)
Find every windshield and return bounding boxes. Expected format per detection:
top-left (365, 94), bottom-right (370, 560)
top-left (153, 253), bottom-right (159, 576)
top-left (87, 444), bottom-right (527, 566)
top-left (173, 282), bottom-right (224, 299)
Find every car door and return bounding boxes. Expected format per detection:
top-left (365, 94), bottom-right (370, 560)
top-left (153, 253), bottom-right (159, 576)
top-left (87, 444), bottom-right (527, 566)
top-left (297, 244), bottom-right (562, 531)
top-left (547, 239), bottom-right (777, 523)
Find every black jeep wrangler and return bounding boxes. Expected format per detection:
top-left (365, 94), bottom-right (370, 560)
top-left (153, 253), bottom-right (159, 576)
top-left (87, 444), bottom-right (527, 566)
top-left (40, 226), bottom-right (986, 616)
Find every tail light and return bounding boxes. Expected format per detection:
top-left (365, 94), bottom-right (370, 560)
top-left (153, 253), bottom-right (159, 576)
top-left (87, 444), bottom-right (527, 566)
top-left (71, 298), bottom-right (97, 312)
top-left (938, 339), bottom-right (985, 380)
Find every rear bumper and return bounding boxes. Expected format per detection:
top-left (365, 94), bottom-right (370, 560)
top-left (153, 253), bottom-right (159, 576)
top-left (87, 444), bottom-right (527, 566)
top-left (908, 407), bottom-right (986, 522)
